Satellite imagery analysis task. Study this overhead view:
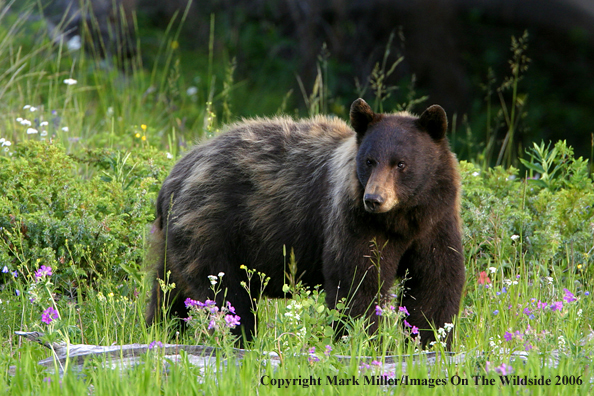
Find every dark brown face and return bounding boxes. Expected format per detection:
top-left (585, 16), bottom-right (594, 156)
top-left (350, 99), bottom-right (448, 214)
top-left (356, 119), bottom-right (435, 213)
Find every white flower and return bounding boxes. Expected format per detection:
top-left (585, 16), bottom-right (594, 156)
top-left (40, 121), bottom-right (49, 126)
top-left (166, 152), bottom-right (173, 159)
top-left (62, 126), bottom-right (69, 132)
top-left (20, 119), bottom-right (32, 126)
top-left (67, 35), bottom-right (81, 51)
top-left (511, 235), bottom-right (520, 241)
top-left (488, 266), bottom-right (497, 273)
top-left (2, 140), bottom-right (10, 147)
top-left (577, 309), bottom-right (582, 317)
top-left (26, 128), bottom-right (38, 134)
top-left (207, 275), bottom-right (218, 285)
top-left (472, 171), bottom-right (480, 177)
top-left (29, 106), bottom-right (37, 112)
top-left (0, 138), bottom-right (4, 144)
top-left (16, 117), bottom-right (22, 122)
top-left (545, 277), bottom-right (553, 284)
top-left (40, 130), bottom-right (48, 136)
top-left (444, 322), bottom-right (454, 332)
top-left (186, 86), bottom-right (198, 96)
top-left (218, 272), bottom-right (225, 278)
top-left (63, 78), bottom-right (78, 85)
top-left (23, 105), bottom-right (31, 110)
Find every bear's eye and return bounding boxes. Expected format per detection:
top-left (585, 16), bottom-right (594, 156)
top-left (397, 161), bottom-right (406, 169)
top-left (366, 159), bottom-right (375, 167)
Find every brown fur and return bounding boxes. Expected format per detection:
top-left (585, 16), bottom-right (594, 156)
top-left (147, 99), bottom-right (465, 348)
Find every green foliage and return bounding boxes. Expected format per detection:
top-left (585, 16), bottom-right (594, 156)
top-left (0, 140), bottom-right (173, 289)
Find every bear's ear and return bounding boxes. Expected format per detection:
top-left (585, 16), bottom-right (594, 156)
top-left (350, 98), bottom-right (375, 137)
top-left (417, 104), bottom-right (448, 141)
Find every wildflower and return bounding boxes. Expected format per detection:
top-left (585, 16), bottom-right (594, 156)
top-left (550, 301), bottom-right (563, 311)
top-left (485, 361), bottom-right (492, 373)
top-left (218, 272), bottom-right (225, 278)
top-left (208, 319), bottom-right (216, 330)
top-left (226, 301), bottom-right (236, 314)
top-left (34, 265), bottom-right (53, 279)
top-left (511, 235), bottom-right (520, 241)
top-left (41, 307), bottom-right (59, 324)
top-left (26, 128), bottom-right (39, 134)
top-left (562, 289), bottom-right (576, 303)
top-left (62, 126), bottom-right (69, 132)
top-left (67, 35), bottom-right (81, 51)
top-left (208, 275), bottom-right (218, 285)
top-left (240, 265), bottom-right (247, 270)
top-left (224, 314), bottom-right (241, 328)
top-left (141, 135), bottom-right (146, 141)
top-left (308, 347), bottom-right (320, 363)
top-left (488, 267), bottom-right (497, 273)
top-left (478, 271), bottom-right (491, 285)
top-left (398, 306), bottom-right (410, 316)
top-left (135, 133), bottom-right (141, 138)
top-left (523, 307), bottom-right (531, 316)
top-left (472, 171), bottom-right (480, 177)
top-left (504, 332), bottom-right (513, 341)
top-left (371, 360), bottom-right (381, 367)
top-left (444, 323), bottom-right (454, 332)
top-left (187, 86), bottom-right (198, 96)
top-left (20, 119), bottom-right (32, 126)
top-left (1, 266), bottom-right (7, 273)
top-left (524, 343), bottom-right (532, 351)
top-left (411, 326), bottom-right (419, 335)
top-left (375, 305), bottom-right (383, 316)
top-left (141, 124), bottom-right (147, 132)
top-left (23, 105), bottom-right (30, 109)
top-left (493, 310), bottom-right (499, 315)
top-left (516, 275), bottom-right (520, 279)
top-left (12, 271), bottom-right (18, 278)
top-left (167, 152), bottom-right (173, 159)
top-left (63, 78), bottom-right (78, 85)
top-left (403, 319), bottom-right (412, 328)
top-left (324, 345), bottom-right (332, 357)
top-left (494, 363), bottom-right (513, 376)
top-left (40, 121), bottom-right (49, 126)
top-left (1, 140), bottom-right (10, 147)
top-left (148, 341), bottom-right (163, 349)
top-left (15, 290), bottom-right (20, 296)
top-left (585, 291), bottom-right (590, 296)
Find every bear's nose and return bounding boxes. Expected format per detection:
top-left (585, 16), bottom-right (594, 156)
top-left (364, 193), bottom-right (384, 212)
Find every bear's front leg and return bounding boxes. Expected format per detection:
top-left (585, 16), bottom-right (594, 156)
top-left (399, 217), bottom-right (465, 349)
top-left (323, 236), bottom-right (401, 336)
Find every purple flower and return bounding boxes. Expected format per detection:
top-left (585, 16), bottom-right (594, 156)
top-left (184, 298), bottom-right (205, 308)
top-left (371, 360), bottom-right (382, 367)
top-left (494, 363), bottom-right (513, 376)
top-left (493, 310), bottom-right (499, 315)
top-left (504, 331), bottom-right (513, 341)
top-left (585, 291), bottom-right (590, 296)
top-left (226, 301), bottom-right (236, 314)
top-left (502, 287), bottom-right (507, 293)
top-left (563, 289), bottom-right (576, 303)
top-left (148, 341), bottom-right (163, 349)
top-left (411, 326), bottom-right (419, 335)
top-left (224, 314), bottom-right (241, 328)
top-left (34, 265), bottom-right (52, 280)
top-left (41, 307), bottom-right (59, 324)
top-left (375, 305), bottom-right (383, 316)
top-left (403, 319), bottom-right (412, 328)
top-left (524, 343), bottom-right (533, 351)
top-left (398, 306), bottom-right (410, 316)
top-left (523, 307), bottom-right (531, 316)
top-left (1, 266), bottom-right (7, 273)
top-left (324, 345), bottom-right (332, 357)
top-left (537, 300), bottom-right (548, 309)
top-left (12, 270), bottom-right (18, 278)
top-left (485, 361), bottom-right (492, 373)
top-left (204, 299), bottom-right (216, 307)
top-left (550, 301), bottom-right (563, 311)
top-left (208, 319), bottom-right (216, 330)
top-left (308, 347), bottom-right (320, 363)
top-left (15, 290), bottom-right (20, 297)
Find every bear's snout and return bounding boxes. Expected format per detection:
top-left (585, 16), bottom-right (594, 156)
top-left (363, 193), bottom-right (385, 212)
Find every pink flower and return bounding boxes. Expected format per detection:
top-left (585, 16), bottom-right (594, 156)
top-left (403, 319), bottom-right (412, 328)
top-left (563, 289), bottom-right (576, 303)
top-left (478, 271), bottom-right (491, 285)
top-left (398, 306), bottom-right (410, 316)
top-left (224, 314), bottom-right (241, 328)
top-left (494, 363), bottom-right (513, 376)
top-left (550, 301), bottom-right (563, 311)
top-left (35, 265), bottom-right (53, 280)
top-left (375, 305), bottom-right (383, 316)
top-left (537, 300), bottom-right (548, 309)
top-left (41, 307), bottom-right (59, 324)
top-left (411, 326), bottom-right (419, 335)
top-left (504, 331), bottom-right (513, 341)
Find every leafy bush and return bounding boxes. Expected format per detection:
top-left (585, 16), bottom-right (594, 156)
top-left (0, 140), bottom-right (173, 290)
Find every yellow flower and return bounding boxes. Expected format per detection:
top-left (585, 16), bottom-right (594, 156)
top-left (141, 124), bottom-right (147, 131)
top-left (135, 133), bottom-right (140, 138)
top-left (141, 135), bottom-right (146, 141)
top-left (240, 265), bottom-right (247, 270)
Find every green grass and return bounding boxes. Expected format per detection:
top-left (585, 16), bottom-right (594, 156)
top-left (0, 1), bottom-right (593, 394)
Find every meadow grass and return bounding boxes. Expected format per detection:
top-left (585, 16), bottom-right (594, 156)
top-left (0, 1), bottom-right (593, 394)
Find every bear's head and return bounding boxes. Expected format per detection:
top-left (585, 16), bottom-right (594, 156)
top-left (350, 98), bottom-right (449, 214)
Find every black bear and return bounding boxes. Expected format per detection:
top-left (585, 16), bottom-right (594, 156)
top-left (147, 98), bottom-right (465, 348)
